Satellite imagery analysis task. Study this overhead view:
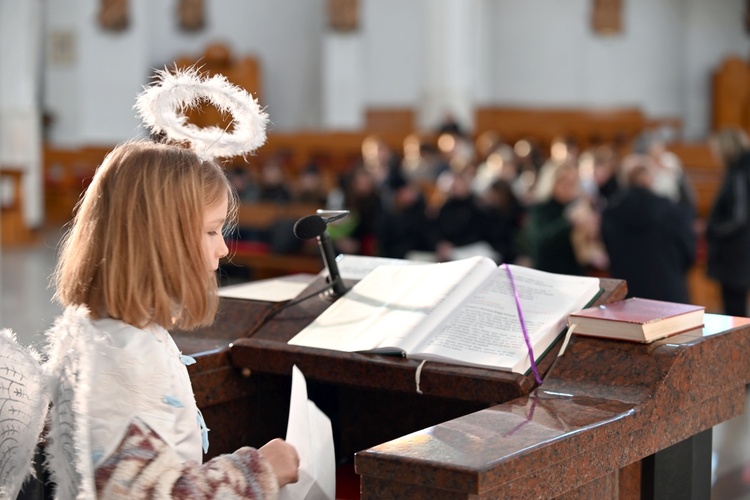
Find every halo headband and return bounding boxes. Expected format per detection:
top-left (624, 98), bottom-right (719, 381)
top-left (134, 66), bottom-right (269, 161)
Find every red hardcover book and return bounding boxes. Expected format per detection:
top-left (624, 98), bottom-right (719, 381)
top-left (567, 297), bottom-right (705, 343)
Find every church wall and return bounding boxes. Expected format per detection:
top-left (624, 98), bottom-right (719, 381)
top-left (40, 0), bottom-right (750, 147)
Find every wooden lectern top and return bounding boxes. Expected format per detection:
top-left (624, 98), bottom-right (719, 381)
top-left (228, 276), bottom-right (627, 404)
top-left (171, 274), bottom-right (750, 498)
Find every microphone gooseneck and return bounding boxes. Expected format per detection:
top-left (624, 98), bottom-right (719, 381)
top-left (317, 231), bottom-right (348, 298)
top-left (293, 211), bottom-right (350, 300)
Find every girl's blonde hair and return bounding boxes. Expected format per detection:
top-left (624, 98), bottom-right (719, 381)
top-left (54, 140), bottom-right (238, 330)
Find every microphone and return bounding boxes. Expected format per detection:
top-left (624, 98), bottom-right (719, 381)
top-left (293, 210), bottom-right (350, 299)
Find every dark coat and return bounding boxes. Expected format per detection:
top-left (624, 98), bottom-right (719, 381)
top-left (433, 196), bottom-right (488, 248)
top-left (706, 151), bottom-right (750, 288)
top-left (375, 194), bottom-right (434, 259)
top-left (525, 199), bottom-right (586, 276)
top-left (602, 187), bottom-right (696, 303)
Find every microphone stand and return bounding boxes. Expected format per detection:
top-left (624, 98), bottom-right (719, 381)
top-left (317, 230), bottom-right (348, 300)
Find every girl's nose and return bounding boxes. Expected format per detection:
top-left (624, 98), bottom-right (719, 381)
top-left (218, 238), bottom-right (229, 259)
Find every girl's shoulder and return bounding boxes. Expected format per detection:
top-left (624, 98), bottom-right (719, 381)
top-left (90, 317), bottom-right (164, 343)
top-left (90, 318), bottom-right (178, 363)
top-left (46, 309), bottom-right (174, 362)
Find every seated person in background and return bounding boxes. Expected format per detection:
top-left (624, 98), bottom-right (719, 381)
top-left (601, 155), bottom-right (696, 304)
top-left (431, 169), bottom-right (497, 262)
top-left (480, 178), bottom-right (526, 265)
top-left (401, 134), bottom-right (449, 184)
top-left (472, 142), bottom-right (519, 197)
top-left (327, 165), bottom-right (383, 256)
top-left (293, 162), bottom-right (329, 206)
top-left (258, 156), bottom-right (293, 203)
top-left (374, 167), bottom-right (434, 259)
top-left (226, 165), bottom-right (260, 202)
top-left (361, 134), bottom-right (399, 188)
top-left (511, 138), bottom-right (546, 205)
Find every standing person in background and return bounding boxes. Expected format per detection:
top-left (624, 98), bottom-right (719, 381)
top-left (601, 155), bottom-right (696, 304)
top-left (632, 129), bottom-right (696, 212)
top-left (706, 128), bottom-right (750, 317)
top-left (524, 162), bottom-right (601, 276)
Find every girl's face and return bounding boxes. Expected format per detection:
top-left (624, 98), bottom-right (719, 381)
top-left (202, 192), bottom-right (229, 272)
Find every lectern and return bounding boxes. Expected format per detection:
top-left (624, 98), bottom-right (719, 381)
top-left (171, 276), bottom-right (750, 498)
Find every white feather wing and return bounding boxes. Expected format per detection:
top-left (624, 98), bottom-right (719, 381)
top-left (0, 329), bottom-right (50, 500)
top-left (43, 307), bottom-right (95, 500)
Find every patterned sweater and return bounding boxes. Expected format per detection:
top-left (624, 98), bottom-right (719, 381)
top-left (95, 417), bottom-right (278, 499)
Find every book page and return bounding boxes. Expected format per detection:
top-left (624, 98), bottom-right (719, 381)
top-left (410, 265), bottom-right (600, 373)
top-left (288, 256), bottom-right (497, 353)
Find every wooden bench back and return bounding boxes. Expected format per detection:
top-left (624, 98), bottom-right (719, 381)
top-left (475, 106), bottom-right (649, 151)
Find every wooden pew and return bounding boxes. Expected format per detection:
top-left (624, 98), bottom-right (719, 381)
top-left (711, 55), bottom-right (750, 135)
top-left (1, 167), bottom-right (38, 246)
top-left (670, 141), bottom-right (722, 220)
top-left (474, 106), bottom-right (650, 152)
top-left (43, 145), bottom-right (111, 225)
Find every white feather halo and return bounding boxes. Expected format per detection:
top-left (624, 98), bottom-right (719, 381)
top-left (134, 66), bottom-right (269, 161)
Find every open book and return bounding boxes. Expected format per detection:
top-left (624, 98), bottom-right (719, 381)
top-left (288, 256), bottom-right (601, 374)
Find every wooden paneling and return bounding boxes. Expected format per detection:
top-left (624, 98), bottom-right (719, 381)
top-left (475, 106), bottom-right (648, 151)
top-left (712, 56), bottom-right (750, 134)
top-left (365, 108), bottom-right (415, 135)
top-left (1, 168), bottom-right (38, 247)
top-left (43, 146), bottom-right (110, 225)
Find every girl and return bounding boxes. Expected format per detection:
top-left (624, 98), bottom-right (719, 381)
top-left (52, 140), bottom-right (299, 498)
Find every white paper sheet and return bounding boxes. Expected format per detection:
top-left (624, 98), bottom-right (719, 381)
top-left (336, 254), bottom-right (426, 280)
top-left (279, 365), bottom-right (336, 500)
top-left (218, 274), bottom-right (315, 302)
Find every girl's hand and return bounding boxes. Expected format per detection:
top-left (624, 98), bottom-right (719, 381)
top-left (259, 438), bottom-right (300, 487)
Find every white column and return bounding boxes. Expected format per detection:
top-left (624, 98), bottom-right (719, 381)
top-left (323, 32), bottom-right (365, 130)
top-left (419, 0), bottom-right (482, 133)
top-left (0, 0), bottom-right (43, 228)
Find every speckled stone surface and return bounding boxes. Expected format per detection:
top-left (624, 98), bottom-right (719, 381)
top-left (355, 314), bottom-right (750, 499)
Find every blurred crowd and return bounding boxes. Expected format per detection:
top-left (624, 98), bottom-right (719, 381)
top-left (226, 121), bottom-right (750, 315)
